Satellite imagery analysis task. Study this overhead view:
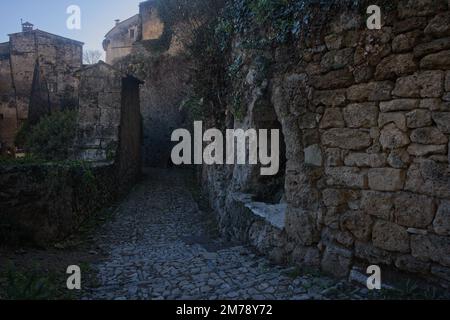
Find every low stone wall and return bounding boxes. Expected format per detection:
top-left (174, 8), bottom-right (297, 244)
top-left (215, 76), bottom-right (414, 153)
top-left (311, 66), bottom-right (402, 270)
top-left (203, 0), bottom-right (450, 287)
top-left (0, 162), bottom-right (118, 247)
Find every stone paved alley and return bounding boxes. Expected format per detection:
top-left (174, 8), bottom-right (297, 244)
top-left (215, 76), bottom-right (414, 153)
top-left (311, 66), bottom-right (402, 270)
top-left (83, 169), bottom-right (370, 300)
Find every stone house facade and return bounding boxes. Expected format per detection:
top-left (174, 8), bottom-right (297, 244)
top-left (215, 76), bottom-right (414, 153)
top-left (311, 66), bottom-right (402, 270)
top-left (0, 22), bottom-right (83, 153)
top-left (103, 0), bottom-right (165, 64)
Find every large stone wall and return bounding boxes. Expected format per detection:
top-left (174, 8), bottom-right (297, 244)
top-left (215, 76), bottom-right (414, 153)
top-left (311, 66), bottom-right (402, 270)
top-left (0, 163), bottom-right (118, 246)
top-left (202, 0), bottom-right (450, 287)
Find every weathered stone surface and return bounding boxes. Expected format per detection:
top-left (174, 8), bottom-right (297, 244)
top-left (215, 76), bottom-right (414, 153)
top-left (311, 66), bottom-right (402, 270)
top-left (405, 160), bottom-right (450, 198)
top-left (299, 112), bottom-right (319, 129)
top-left (321, 227), bottom-right (354, 248)
top-left (313, 89), bottom-right (347, 107)
top-left (343, 103), bottom-right (378, 128)
top-left (380, 99), bottom-right (419, 112)
top-left (322, 188), bottom-right (356, 207)
top-left (433, 201), bottom-right (450, 235)
top-left (304, 144), bottom-right (323, 167)
top-left (392, 74), bottom-right (420, 98)
top-left (375, 54), bottom-right (417, 80)
top-left (324, 34), bottom-right (343, 50)
top-left (392, 31), bottom-right (422, 53)
top-left (432, 112), bottom-right (450, 133)
top-left (406, 109), bottom-right (432, 128)
top-left (285, 207), bottom-right (319, 246)
top-left (446, 71), bottom-right (450, 91)
top-left (431, 265), bottom-right (450, 282)
top-left (322, 128), bottom-right (372, 150)
top-left (388, 149), bottom-right (411, 169)
top-left (394, 192), bottom-right (436, 228)
top-left (360, 190), bottom-right (394, 220)
top-left (420, 98), bottom-right (448, 111)
top-left (378, 112), bottom-right (407, 131)
top-left (346, 82), bottom-right (393, 101)
top-left (424, 12), bottom-right (450, 38)
top-left (410, 127), bottom-right (448, 144)
top-left (379, 123), bottom-right (410, 149)
top-left (414, 37), bottom-right (450, 57)
top-left (368, 168), bottom-right (405, 191)
top-left (340, 211), bottom-right (373, 240)
top-left (353, 65), bottom-right (374, 84)
top-left (310, 69), bottom-right (354, 90)
top-left (372, 220), bottom-right (410, 253)
top-left (398, 0), bottom-right (447, 19)
top-left (420, 50), bottom-right (450, 69)
top-left (395, 255), bottom-right (430, 274)
top-left (411, 234), bottom-right (450, 266)
top-left (344, 153), bottom-right (386, 168)
top-left (324, 148), bottom-right (344, 167)
top-left (321, 48), bottom-right (354, 71)
top-left (325, 167), bottom-right (366, 188)
top-left (394, 71), bottom-right (443, 98)
top-left (355, 241), bottom-right (392, 265)
top-left (394, 17), bottom-right (428, 34)
top-left (319, 108), bottom-right (344, 129)
top-left (407, 144), bottom-right (447, 156)
top-left (321, 244), bottom-right (353, 278)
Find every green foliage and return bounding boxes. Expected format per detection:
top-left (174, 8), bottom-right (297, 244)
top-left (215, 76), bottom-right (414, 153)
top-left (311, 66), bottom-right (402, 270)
top-left (19, 110), bottom-right (77, 161)
top-left (2, 264), bottom-right (58, 300)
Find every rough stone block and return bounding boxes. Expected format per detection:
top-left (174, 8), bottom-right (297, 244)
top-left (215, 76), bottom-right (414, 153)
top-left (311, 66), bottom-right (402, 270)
top-left (392, 30), bottom-right (421, 53)
top-left (380, 99), bottom-right (419, 112)
top-left (378, 112), bottom-right (407, 131)
top-left (379, 123), bottom-right (410, 149)
top-left (398, 0), bottom-right (447, 19)
top-left (431, 265), bottom-right (450, 282)
top-left (375, 54), bottom-right (417, 80)
top-left (361, 190), bottom-right (394, 220)
top-left (394, 17), bottom-right (427, 34)
top-left (414, 37), bottom-right (450, 58)
top-left (420, 50), bottom-right (450, 69)
top-left (424, 12), bottom-right (450, 38)
top-left (310, 69), bottom-right (355, 90)
top-left (344, 152), bottom-right (387, 168)
top-left (368, 168), bottom-right (405, 191)
top-left (372, 220), bottom-right (410, 253)
top-left (432, 112), bottom-right (450, 133)
top-left (394, 192), bottom-right (436, 228)
top-left (433, 200), bottom-right (450, 236)
top-left (322, 188), bottom-right (359, 207)
top-left (395, 255), bottom-right (430, 274)
top-left (320, 48), bottom-right (354, 71)
top-left (410, 127), bottom-right (448, 144)
top-left (340, 210), bottom-right (373, 240)
top-left (411, 234), bottom-right (450, 266)
top-left (355, 241), bottom-right (392, 265)
top-left (319, 108), bottom-right (344, 129)
top-left (321, 244), bottom-right (353, 278)
top-left (313, 89), bottom-right (347, 107)
top-left (325, 167), bottom-right (366, 188)
top-left (322, 128), bottom-right (372, 150)
top-left (324, 148), bottom-right (345, 167)
top-left (304, 144), bottom-right (323, 167)
top-left (387, 149), bottom-right (411, 169)
top-left (406, 109), bottom-right (432, 128)
top-left (347, 81), bottom-right (393, 102)
top-left (343, 103), bottom-right (378, 128)
top-left (407, 144), bottom-right (447, 156)
top-left (405, 159), bottom-right (450, 198)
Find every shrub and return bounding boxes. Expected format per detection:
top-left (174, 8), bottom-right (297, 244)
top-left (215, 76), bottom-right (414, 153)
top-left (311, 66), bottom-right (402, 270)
top-left (19, 110), bottom-right (77, 161)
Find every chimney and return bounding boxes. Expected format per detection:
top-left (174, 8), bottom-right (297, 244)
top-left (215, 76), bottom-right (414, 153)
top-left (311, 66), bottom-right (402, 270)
top-left (21, 21), bottom-right (34, 32)
top-left (115, 19), bottom-right (120, 26)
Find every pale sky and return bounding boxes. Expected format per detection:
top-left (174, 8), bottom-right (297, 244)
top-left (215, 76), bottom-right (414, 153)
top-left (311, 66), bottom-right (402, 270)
top-left (0, 0), bottom-right (143, 55)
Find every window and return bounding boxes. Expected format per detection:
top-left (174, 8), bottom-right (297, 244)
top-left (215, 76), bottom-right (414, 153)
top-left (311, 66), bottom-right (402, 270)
top-left (130, 29), bottom-right (135, 39)
top-left (0, 114), bottom-right (4, 120)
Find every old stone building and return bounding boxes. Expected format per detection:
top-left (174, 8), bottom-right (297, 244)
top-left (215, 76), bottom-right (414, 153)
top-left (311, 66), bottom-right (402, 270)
top-left (0, 22), bottom-right (83, 153)
top-left (103, 0), bottom-right (165, 64)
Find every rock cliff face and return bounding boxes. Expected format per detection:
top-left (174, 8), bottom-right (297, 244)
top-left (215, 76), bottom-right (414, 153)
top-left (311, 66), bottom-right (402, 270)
top-left (201, 0), bottom-right (450, 287)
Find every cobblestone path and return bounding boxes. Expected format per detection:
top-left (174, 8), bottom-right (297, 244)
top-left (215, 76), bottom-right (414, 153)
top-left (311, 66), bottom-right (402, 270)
top-left (84, 169), bottom-right (366, 300)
